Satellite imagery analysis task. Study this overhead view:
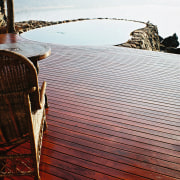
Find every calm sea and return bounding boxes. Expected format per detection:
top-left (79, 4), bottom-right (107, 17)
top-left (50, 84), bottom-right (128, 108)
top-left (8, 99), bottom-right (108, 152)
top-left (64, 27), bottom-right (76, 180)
top-left (14, 0), bottom-right (180, 45)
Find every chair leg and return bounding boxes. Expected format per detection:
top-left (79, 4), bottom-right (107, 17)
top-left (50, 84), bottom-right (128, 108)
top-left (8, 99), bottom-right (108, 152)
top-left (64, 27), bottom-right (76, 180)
top-left (0, 160), bottom-right (5, 180)
top-left (43, 109), bottom-right (47, 131)
top-left (31, 60), bottom-right (39, 74)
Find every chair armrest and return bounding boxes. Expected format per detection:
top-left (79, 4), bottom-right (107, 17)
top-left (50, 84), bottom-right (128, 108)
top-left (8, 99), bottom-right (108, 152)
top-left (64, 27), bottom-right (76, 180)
top-left (29, 86), bottom-right (37, 93)
top-left (40, 81), bottom-right (47, 108)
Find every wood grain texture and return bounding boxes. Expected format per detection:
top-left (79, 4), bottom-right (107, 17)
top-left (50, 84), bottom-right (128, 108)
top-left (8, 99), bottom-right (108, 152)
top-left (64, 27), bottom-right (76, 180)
top-left (37, 44), bottom-right (180, 180)
top-left (2, 34), bottom-right (180, 179)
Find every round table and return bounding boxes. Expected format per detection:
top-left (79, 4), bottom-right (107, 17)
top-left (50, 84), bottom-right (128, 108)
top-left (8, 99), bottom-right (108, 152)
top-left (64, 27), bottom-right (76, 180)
top-left (0, 41), bottom-right (51, 61)
top-left (0, 34), bottom-right (51, 73)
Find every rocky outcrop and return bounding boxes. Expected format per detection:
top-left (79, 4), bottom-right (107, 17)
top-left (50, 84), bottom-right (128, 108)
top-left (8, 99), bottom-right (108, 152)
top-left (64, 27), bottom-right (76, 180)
top-left (160, 33), bottom-right (179, 48)
top-left (116, 23), bottom-right (161, 51)
top-left (115, 22), bottom-right (180, 54)
top-left (159, 33), bottom-right (180, 54)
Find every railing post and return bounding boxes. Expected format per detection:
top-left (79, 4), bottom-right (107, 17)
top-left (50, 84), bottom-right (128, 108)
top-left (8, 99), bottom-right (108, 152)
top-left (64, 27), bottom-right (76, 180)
top-left (6, 0), bottom-right (16, 33)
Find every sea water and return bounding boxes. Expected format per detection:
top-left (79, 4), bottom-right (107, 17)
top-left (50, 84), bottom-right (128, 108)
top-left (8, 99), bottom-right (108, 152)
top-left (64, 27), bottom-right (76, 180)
top-left (21, 19), bottom-right (145, 46)
top-left (14, 0), bottom-right (180, 45)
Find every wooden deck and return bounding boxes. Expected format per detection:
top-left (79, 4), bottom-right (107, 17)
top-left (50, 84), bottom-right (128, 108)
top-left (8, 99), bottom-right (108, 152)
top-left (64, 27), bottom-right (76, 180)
top-left (3, 38), bottom-right (180, 179)
top-left (36, 44), bottom-right (180, 180)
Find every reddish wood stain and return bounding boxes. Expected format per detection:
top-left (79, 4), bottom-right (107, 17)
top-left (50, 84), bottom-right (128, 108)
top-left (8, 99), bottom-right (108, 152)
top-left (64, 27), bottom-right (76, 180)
top-left (1, 34), bottom-right (180, 180)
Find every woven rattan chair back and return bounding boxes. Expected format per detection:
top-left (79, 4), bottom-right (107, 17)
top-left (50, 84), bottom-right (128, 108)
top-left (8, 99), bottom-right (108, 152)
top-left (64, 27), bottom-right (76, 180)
top-left (0, 50), bottom-right (47, 180)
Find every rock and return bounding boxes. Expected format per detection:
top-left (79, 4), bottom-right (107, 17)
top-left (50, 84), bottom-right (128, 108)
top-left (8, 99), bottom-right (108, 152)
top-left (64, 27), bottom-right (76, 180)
top-left (159, 33), bottom-right (180, 54)
top-left (166, 47), bottom-right (180, 54)
top-left (160, 33), bottom-right (179, 48)
top-left (158, 35), bottom-right (163, 42)
top-left (116, 22), bottom-right (161, 51)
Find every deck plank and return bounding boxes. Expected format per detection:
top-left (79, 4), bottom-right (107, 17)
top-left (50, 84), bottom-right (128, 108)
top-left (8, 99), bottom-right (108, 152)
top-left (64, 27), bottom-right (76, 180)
top-left (36, 44), bottom-right (180, 180)
top-left (3, 39), bottom-right (180, 179)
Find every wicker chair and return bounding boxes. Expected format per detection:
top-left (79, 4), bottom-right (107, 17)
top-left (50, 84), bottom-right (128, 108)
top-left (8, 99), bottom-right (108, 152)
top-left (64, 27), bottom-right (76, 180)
top-left (0, 50), bottom-right (47, 180)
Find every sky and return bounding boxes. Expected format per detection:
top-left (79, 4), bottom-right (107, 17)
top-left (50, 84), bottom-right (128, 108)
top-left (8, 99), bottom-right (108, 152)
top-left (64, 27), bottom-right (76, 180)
top-left (14, 0), bottom-right (180, 37)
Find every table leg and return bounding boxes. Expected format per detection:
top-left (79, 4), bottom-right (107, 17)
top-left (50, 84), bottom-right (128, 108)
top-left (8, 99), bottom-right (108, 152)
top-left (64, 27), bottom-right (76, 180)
top-left (31, 60), bottom-right (39, 74)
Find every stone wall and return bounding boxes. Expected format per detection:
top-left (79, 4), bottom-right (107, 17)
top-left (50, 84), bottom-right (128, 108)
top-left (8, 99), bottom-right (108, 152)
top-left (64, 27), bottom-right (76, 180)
top-left (116, 23), bottom-right (161, 51)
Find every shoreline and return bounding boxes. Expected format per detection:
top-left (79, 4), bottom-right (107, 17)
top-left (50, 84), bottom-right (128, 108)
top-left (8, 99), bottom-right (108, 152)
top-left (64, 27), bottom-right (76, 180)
top-left (14, 18), bottom-right (146, 34)
top-left (1, 17), bottom-right (179, 54)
